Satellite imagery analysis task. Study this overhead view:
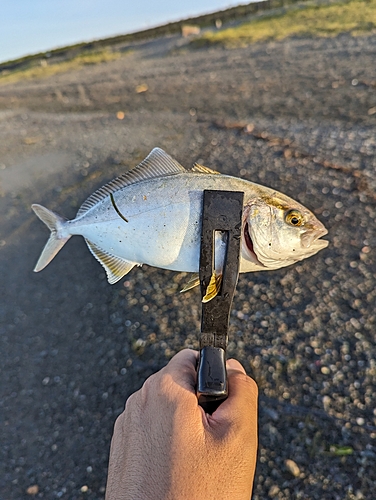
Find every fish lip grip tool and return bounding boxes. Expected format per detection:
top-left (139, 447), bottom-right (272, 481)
top-left (197, 190), bottom-right (244, 414)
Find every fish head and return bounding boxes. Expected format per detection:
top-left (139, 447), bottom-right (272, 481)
top-left (242, 191), bottom-right (328, 270)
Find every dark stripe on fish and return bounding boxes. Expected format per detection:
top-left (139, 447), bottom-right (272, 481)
top-left (110, 193), bottom-right (129, 223)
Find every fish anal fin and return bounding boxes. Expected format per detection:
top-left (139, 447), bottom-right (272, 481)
top-left (85, 239), bottom-right (137, 284)
top-left (192, 163), bottom-right (220, 175)
top-left (77, 148), bottom-right (187, 217)
top-left (202, 272), bottom-right (223, 303)
top-left (180, 273), bottom-right (200, 293)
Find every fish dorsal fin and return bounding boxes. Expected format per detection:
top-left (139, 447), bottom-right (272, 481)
top-left (77, 148), bottom-right (186, 217)
top-left (85, 239), bottom-right (137, 284)
top-left (191, 163), bottom-right (220, 175)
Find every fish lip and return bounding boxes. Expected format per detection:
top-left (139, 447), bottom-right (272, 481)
top-left (301, 226), bottom-right (329, 248)
top-left (243, 222), bottom-right (265, 267)
top-left (312, 238), bottom-right (329, 250)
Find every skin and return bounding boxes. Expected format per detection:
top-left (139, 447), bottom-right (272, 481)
top-left (106, 349), bottom-right (258, 500)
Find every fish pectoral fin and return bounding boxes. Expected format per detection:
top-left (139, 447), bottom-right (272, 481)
top-left (202, 272), bottom-right (222, 303)
top-left (85, 239), bottom-right (137, 284)
top-left (180, 273), bottom-right (200, 293)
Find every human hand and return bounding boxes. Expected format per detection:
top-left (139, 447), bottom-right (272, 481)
top-left (105, 349), bottom-right (258, 500)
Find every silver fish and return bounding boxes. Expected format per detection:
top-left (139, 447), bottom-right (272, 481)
top-left (32, 148), bottom-right (328, 289)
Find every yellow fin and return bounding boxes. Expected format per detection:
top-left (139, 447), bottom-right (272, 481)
top-left (202, 272), bottom-right (222, 303)
top-left (85, 239), bottom-right (137, 284)
top-left (192, 163), bottom-right (220, 175)
top-left (180, 273), bottom-right (200, 293)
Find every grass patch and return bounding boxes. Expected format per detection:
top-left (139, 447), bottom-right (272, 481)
top-left (0, 49), bottom-right (123, 85)
top-left (192, 0), bottom-right (376, 47)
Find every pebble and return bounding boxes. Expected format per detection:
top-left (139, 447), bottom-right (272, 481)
top-left (135, 83), bottom-right (148, 93)
top-left (269, 485), bottom-right (280, 497)
top-left (285, 459), bottom-right (301, 477)
top-left (26, 485), bottom-right (39, 495)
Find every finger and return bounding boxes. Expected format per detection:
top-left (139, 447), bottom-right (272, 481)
top-left (227, 369), bottom-right (258, 405)
top-left (226, 358), bottom-right (246, 374)
top-left (166, 348), bottom-right (199, 370)
top-left (162, 348), bottom-right (199, 392)
top-left (210, 369), bottom-right (258, 428)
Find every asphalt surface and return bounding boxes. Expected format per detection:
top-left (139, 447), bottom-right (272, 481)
top-left (0, 32), bottom-right (376, 499)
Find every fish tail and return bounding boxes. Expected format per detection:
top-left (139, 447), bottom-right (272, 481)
top-left (32, 204), bottom-right (71, 272)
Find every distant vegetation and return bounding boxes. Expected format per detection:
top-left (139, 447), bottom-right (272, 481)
top-left (192, 0), bottom-right (376, 47)
top-left (1, 0), bottom-right (374, 85)
top-left (0, 0), bottom-right (302, 82)
top-left (0, 49), bottom-right (122, 84)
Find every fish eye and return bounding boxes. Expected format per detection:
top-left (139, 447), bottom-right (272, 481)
top-left (285, 209), bottom-right (304, 227)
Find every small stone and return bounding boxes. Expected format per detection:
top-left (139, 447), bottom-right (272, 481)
top-left (116, 111), bottom-right (125, 120)
top-left (285, 459), bottom-right (300, 477)
top-left (284, 148), bottom-right (293, 159)
top-left (321, 366), bottom-right (330, 375)
top-left (269, 485), bottom-right (280, 497)
top-left (356, 417), bottom-right (365, 426)
top-left (26, 485), bottom-right (39, 495)
top-left (322, 395), bottom-right (331, 409)
top-left (81, 485), bottom-right (89, 492)
top-left (23, 136), bottom-right (42, 145)
top-left (135, 83), bottom-right (148, 93)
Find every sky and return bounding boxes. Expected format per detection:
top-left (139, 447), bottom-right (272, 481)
top-left (0, 0), bottom-right (250, 64)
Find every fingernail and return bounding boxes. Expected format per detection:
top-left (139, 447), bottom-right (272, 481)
top-left (226, 358), bottom-right (246, 374)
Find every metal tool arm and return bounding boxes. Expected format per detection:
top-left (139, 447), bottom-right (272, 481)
top-left (197, 190), bottom-right (244, 414)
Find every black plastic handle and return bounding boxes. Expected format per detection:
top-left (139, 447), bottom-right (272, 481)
top-left (197, 346), bottom-right (227, 414)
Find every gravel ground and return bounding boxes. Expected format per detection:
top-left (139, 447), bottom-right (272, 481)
top-left (0, 32), bottom-right (375, 499)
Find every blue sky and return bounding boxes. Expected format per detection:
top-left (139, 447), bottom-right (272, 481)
top-left (0, 0), bottom-right (249, 63)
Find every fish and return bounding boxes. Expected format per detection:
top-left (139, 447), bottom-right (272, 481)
top-left (32, 148), bottom-right (328, 298)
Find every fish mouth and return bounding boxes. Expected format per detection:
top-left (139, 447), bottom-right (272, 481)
top-left (308, 237), bottom-right (329, 251)
top-left (301, 227), bottom-right (329, 249)
top-left (243, 222), bottom-right (265, 267)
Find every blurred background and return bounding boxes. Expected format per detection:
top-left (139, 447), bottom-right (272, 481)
top-left (1, 0), bottom-right (248, 64)
top-left (1, 0), bottom-right (376, 498)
